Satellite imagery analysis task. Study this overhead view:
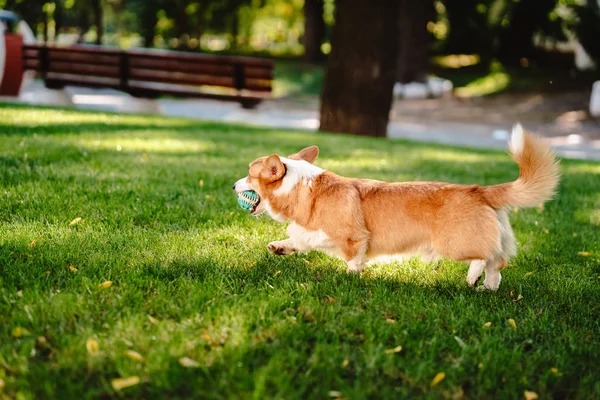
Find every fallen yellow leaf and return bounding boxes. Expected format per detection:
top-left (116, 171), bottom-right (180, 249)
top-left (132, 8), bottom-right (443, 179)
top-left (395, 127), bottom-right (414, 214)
top-left (524, 390), bottom-right (539, 400)
top-left (68, 265), bottom-right (78, 273)
top-left (513, 208), bottom-right (519, 214)
top-left (37, 336), bottom-right (47, 345)
top-left (508, 318), bottom-right (517, 330)
top-left (578, 251), bottom-right (591, 256)
top-left (17, 290), bottom-right (23, 297)
top-left (512, 294), bottom-right (524, 303)
top-left (86, 338), bottom-right (99, 354)
top-left (543, 229), bottom-right (549, 234)
top-left (179, 357), bottom-right (200, 368)
top-left (99, 281), bottom-right (112, 289)
top-left (69, 217), bottom-right (82, 226)
top-left (205, 195), bottom-right (212, 199)
top-left (385, 345), bottom-right (403, 354)
top-left (524, 272), bottom-right (534, 277)
top-left (148, 315), bottom-right (159, 325)
top-left (550, 367), bottom-right (559, 375)
top-left (111, 376), bottom-right (140, 391)
top-left (342, 359), bottom-right (349, 368)
top-left (12, 327), bottom-right (30, 338)
top-left (431, 372), bottom-right (446, 387)
top-left (385, 318), bottom-right (395, 324)
top-left (29, 240), bottom-right (37, 247)
top-left (537, 204), bottom-right (544, 214)
top-left (199, 179), bottom-right (204, 187)
top-left (483, 322), bottom-right (492, 328)
top-left (573, 232), bottom-right (578, 237)
top-left (125, 350), bottom-right (144, 363)
top-left (328, 391), bottom-right (342, 398)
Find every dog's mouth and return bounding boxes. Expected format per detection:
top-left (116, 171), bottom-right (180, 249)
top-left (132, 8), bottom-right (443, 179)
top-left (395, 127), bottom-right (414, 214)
top-left (250, 199), bottom-right (261, 215)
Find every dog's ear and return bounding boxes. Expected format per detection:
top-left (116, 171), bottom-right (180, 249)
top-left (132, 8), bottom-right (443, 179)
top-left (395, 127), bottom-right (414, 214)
top-left (260, 154), bottom-right (286, 182)
top-left (288, 146), bottom-right (319, 164)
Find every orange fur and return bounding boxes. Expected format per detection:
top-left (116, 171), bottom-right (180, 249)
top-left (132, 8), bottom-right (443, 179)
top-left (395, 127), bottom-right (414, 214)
top-left (233, 125), bottom-right (560, 290)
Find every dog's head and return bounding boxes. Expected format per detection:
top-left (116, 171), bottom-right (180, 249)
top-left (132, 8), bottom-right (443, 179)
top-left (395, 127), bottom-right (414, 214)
top-left (232, 146), bottom-right (321, 217)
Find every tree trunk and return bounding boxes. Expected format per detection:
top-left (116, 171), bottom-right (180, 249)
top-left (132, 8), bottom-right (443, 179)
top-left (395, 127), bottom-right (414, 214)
top-left (319, 0), bottom-right (399, 137)
top-left (396, 0), bottom-right (434, 83)
top-left (303, 0), bottom-right (325, 63)
top-left (92, 0), bottom-right (103, 45)
top-left (140, 2), bottom-right (158, 48)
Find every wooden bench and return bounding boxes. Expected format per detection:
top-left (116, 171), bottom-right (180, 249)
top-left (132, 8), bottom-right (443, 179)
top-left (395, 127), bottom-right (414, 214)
top-left (22, 44), bottom-right (274, 109)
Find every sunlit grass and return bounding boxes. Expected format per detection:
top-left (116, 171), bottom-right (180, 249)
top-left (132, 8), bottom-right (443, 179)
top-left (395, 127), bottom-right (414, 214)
top-left (454, 69), bottom-right (511, 97)
top-left (1, 103), bottom-right (599, 399)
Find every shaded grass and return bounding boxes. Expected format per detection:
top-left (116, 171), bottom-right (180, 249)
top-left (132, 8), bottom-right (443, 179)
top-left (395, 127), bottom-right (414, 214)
top-left (1, 103), bottom-right (599, 399)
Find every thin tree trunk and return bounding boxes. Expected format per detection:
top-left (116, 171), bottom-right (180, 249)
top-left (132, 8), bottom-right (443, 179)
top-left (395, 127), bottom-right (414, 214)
top-left (93, 0), bottom-right (103, 45)
top-left (319, 0), bottom-right (399, 137)
top-left (303, 0), bottom-right (325, 63)
top-left (141, 3), bottom-right (158, 48)
top-left (53, 0), bottom-right (63, 42)
top-left (396, 0), bottom-right (434, 83)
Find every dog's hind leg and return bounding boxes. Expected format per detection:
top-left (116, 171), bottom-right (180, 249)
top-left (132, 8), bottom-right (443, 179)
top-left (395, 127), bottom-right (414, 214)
top-left (341, 238), bottom-right (369, 273)
top-left (482, 257), bottom-right (506, 291)
top-left (467, 260), bottom-right (486, 287)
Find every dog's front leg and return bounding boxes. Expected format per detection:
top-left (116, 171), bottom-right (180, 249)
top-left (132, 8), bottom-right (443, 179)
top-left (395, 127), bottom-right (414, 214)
top-left (268, 222), bottom-right (328, 256)
top-left (267, 239), bottom-right (298, 256)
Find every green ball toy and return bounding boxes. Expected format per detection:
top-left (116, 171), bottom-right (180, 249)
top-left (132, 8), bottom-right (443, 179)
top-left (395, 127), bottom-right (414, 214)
top-left (237, 190), bottom-right (260, 211)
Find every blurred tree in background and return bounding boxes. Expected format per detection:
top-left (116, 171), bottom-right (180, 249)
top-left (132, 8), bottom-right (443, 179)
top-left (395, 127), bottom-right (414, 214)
top-left (3, 0), bottom-right (598, 70)
top-left (2, 0), bottom-right (600, 136)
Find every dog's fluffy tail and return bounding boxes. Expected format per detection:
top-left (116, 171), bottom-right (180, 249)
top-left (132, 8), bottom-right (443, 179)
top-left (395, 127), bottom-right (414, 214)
top-left (483, 124), bottom-right (560, 209)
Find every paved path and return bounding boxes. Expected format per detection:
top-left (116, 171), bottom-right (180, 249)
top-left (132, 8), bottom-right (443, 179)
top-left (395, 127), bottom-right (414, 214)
top-left (9, 82), bottom-right (600, 161)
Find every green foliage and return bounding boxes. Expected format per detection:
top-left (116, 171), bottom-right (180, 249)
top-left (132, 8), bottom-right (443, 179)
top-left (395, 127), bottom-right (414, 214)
top-left (1, 104), bottom-right (600, 398)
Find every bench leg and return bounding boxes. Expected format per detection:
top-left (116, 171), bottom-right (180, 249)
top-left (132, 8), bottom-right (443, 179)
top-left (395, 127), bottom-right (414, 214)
top-left (240, 99), bottom-right (261, 109)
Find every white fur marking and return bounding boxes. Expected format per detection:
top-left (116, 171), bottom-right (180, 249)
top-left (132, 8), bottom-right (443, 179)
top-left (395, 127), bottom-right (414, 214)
top-left (287, 223), bottom-right (332, 248)
top-left (509, 123), bottom-right (524, 156)
top-left (265, 200), bottom-right (287, 223)
top-left (234, 176), bottom-right (251, 192)
top-left (274, 157), bottom-right (324, 195)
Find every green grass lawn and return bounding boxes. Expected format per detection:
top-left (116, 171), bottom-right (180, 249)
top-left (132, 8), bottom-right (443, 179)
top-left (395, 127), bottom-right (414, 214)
top-left (1, 103), bottom-right (599, 399)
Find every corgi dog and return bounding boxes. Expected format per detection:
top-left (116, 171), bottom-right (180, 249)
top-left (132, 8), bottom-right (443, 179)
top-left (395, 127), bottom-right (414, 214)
top-left (233, 124), bottom-right (560, 290)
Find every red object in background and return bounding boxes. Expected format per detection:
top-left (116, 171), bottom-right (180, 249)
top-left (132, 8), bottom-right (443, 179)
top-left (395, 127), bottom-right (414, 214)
top-left (0, 33), bottom-right (24, 96)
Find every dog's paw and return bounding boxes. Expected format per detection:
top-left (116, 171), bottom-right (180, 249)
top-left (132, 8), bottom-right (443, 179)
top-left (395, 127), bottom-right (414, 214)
top-left (467, 274), bottom-right (482, 287)
top-left (476, 284), bottom-right (499, 292)
top-left (267, 241), bottom-right (296, 256)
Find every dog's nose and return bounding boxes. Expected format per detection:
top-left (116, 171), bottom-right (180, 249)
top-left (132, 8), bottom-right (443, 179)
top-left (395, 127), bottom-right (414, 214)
top-left (232, 184), bottom-right (236, 190)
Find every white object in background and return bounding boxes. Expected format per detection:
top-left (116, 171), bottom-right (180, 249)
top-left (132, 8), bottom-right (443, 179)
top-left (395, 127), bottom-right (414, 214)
top-left (590, 81), bottom-right (600, 118)
top-left (393, 82), bottom-right (404, 98)
top-left (17, 20), bottom-right (36, 93)
top-left (427, 76), bottom-right (453, 97)
top-left (17, 20), bottom-right (35, 43)
top-left (402, 82), bottom-right (429, 100)
top-left (19, 87), bottom-right (75, 107)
